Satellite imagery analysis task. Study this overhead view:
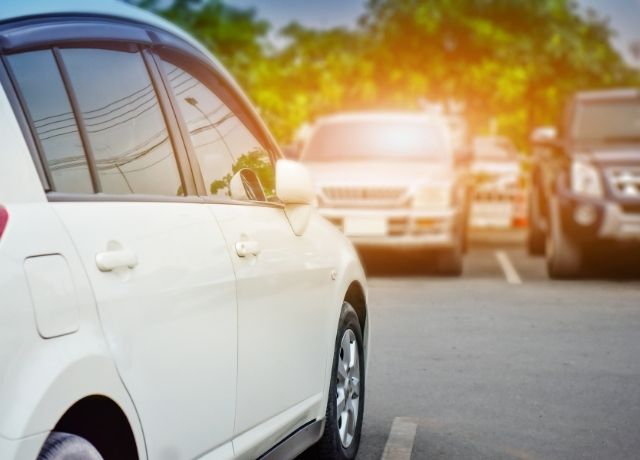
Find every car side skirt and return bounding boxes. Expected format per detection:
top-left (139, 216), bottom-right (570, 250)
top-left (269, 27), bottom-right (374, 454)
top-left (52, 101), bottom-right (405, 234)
top-left (258, 419), bottom-right (325, 460)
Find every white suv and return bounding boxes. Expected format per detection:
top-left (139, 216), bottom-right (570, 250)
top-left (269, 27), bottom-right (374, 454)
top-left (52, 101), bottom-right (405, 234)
top-left (301, 112), bottom-right (469, 275)
top-left (0, 2), bottom-right (368, 459)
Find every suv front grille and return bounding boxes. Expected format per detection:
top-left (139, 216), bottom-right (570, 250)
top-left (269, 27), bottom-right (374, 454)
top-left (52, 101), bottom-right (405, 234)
top-left (320, 186), bottom-right (409, 207)
top-left (607, 168), bottom-right (640, 198)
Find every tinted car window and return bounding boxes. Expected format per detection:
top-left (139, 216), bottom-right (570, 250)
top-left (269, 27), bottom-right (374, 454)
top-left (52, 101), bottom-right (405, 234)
top-left (60, 48), bottom-right (183, 196)
top-left (572, 99), bottom-right (640, 144)
top-left (161, 59), bottom-right (275, 200)
top-left (7, 50), bottom-right (93, 193)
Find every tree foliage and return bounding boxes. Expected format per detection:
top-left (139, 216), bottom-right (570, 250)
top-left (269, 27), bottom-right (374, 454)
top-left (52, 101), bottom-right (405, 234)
top-left (137, 0), bottom-right (638, 148)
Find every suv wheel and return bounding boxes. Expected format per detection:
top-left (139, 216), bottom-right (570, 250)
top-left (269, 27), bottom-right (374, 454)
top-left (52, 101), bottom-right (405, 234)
top-left (436, 224), bottom-right (464, 276)
top-left (527, 189), bottom-right (545, 256)
top-left (546, 198), bottom-right (582, 279)
top-left (38, 432), bottom-right (103, 460)
top-left (303, 302), bottom-right (365, 460)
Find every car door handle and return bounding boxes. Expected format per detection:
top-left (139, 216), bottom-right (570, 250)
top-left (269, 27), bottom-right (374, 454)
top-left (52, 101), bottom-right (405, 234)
top-left (235, 240), bottom-right (261, 257)
top-left (96, 249), bottom-right (138, 272)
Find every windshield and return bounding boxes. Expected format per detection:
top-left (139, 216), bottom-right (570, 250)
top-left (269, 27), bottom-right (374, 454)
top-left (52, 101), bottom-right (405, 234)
top-left (302, 119), bottom-right (449, 162)
top-left (473, 137), bottom-right (516, 162)
top-left (572, 99), bottom-right (640, 144)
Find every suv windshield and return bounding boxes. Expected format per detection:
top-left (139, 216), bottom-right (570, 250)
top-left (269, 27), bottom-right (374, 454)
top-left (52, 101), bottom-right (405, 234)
top-left (302, 119), bottom-right (448, 162)
top-left (572, 99), bottom-right (640, 145)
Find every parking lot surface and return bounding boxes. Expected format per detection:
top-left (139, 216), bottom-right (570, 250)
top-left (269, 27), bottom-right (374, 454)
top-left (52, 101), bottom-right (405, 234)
top-left (355, 231), bottom-right (640, 460)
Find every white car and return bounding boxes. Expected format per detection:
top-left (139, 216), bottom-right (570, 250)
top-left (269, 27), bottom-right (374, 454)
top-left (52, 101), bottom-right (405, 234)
top-left (300, 112), bottom-right (469, 275)
top-left (0, 2), bottom-right (368, 459)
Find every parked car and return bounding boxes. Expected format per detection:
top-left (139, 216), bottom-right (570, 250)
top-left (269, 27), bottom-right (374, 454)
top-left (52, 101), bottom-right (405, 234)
top-left (469, 136), bottom-right (526, 229)
top-left (0, 2), bottom-right (369, 459)
top-left (300, 112), bottom-right (470, 275)
top-left (528, 88), bottom-right (640, 278)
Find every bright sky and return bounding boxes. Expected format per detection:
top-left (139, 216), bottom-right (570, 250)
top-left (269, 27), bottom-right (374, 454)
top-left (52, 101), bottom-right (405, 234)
top-left (226, 0), bottom-right (640, 67)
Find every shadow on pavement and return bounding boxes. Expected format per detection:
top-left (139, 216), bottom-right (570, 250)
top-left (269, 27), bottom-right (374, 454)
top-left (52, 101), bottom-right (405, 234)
top-left (356, 248), bottom-right (454, 277)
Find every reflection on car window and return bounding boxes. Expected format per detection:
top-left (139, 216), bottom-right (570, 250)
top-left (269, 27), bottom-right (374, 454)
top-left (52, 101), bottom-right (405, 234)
top-left (60, 48), bottom-right (183, 196)
top-left (8, 50), bottom-right (93, 193)
top-left (161, 59), bottom-right (274, 201)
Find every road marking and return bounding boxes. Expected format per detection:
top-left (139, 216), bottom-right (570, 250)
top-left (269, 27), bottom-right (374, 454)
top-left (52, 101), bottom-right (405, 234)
top-left (381, 417), bottom-right (418, 460)
top-left (495, 250), bottom-right (522, 285)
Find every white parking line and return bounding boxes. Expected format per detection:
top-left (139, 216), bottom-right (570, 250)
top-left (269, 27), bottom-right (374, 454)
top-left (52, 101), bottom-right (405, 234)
top-left (495, 250), bottom-right (522, 285)
top-left (381, 417), bottom-right (418, 460)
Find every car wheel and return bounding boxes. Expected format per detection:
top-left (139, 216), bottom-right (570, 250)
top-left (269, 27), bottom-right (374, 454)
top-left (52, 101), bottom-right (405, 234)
top-left (546, 198), bottom-right (582, 279)
top-left (527, 189), bottom-right (545, 256)
top-left (436, 225), bottom-right (464, 276)
top-left (38, 432), bottom-right (103, 460)
top-left (303, 302), bottom-right (365, 460)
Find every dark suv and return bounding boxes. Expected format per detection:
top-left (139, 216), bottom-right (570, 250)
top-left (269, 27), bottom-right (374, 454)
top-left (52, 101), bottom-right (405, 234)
top-left (528, 88), bottom-right (640, 278)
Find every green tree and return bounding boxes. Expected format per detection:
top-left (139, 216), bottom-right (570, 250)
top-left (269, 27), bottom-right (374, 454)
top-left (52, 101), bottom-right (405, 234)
top-left (136, 0), bottom-right (638, 149)
top-left (135, 0), bottom-right (269, 81)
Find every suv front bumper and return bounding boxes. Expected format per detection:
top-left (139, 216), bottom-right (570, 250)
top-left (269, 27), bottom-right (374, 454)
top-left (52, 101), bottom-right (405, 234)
top-left (558, 191), bottom-right (640, 243)
top-left (318, 207), bottom-right (459, 249)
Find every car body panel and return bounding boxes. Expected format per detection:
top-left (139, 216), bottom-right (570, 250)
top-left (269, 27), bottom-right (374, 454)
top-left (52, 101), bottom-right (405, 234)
top-left (0, 203), bottom-right (147, 459)
top-left (52, 201), bottom-right (238, 459)
top-left (210, 205), bottom-right (335, 441)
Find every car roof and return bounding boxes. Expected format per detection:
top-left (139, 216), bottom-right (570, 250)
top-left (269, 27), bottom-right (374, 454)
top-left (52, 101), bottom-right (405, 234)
top-left (574, 88), bottom-right (640, 102)
top-left (0, 0), bottom-right (236, 103)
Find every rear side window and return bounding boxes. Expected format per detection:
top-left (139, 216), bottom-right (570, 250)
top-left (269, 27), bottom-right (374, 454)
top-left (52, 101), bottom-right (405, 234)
top-left (160, 59), bottom-right (275, 200)
top-left (60, 48), bottom-right (183, 196)
top-left (7, 50), bottom-right (93, 193)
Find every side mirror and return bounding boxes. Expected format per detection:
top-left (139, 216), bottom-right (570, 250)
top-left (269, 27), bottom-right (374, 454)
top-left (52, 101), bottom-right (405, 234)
top-left (276, 159), bottom-right (315, 235)
top-left (530, 126), bottom-right (559, 148)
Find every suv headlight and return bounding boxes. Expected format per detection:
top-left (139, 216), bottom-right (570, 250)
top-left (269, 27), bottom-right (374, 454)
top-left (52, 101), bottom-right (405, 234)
top-left (413, 186), bottom-right (451, 210)
top-left (571, 161), bottom-right (603, 198)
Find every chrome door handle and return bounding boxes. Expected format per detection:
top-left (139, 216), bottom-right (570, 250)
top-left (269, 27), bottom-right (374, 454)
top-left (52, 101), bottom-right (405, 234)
top-left (96, 249), bottom-right (138, 272)
top-left (235, 240), bottom-right (261, 257)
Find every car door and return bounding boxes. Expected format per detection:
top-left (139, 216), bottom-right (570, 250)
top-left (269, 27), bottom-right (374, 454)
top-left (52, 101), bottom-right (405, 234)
top-left (158, 54), bottom-right (335, 455)
top-left (6, 45), bottom-right (237, 460)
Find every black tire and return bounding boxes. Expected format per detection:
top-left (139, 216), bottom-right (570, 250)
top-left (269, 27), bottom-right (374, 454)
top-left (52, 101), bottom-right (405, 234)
top-left (546, 198), bottom-right (582, 279)
top-left (38, 432), bottom-right (103, 460)
top-left (303, 302), bottom-right (365, 460)
top-left (527, 189), bottom-right (545, 256)
top-left (436, 224), bottom-right (464, 276)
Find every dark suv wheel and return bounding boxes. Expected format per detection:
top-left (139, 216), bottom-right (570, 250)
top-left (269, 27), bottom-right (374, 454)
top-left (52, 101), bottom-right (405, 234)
top-left (527, 187), bottom-right (546, 256)
top-left (546, 198), bottom-right (583, 279)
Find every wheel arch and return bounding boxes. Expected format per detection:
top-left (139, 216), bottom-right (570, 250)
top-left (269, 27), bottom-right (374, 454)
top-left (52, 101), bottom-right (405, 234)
top-left (2, 349), bottom-right (147, 460)
top-left (344, 280), bottom-right (367, 335)
top-left (53, 395), bottom-right (138, 460)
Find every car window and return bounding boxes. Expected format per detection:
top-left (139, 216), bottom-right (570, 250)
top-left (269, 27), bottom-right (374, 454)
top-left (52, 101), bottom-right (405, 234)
top-left (7, 50), bottom-right (93, 193)
top-left (302, 119), bottom-right (449, 162)
top-left (572, 99), bottom-right (640, 144)
top-left (160, 59), bottom-right (275, 201)
top-left (60, 48), bottom-right (183, 196)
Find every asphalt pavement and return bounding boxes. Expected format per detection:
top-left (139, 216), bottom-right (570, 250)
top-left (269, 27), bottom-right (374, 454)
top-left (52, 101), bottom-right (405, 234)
top-left (354, 230), bottom-right (640, 460)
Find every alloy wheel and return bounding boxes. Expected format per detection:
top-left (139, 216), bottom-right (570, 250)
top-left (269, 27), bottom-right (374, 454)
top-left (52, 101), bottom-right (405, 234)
top-left (336, 328), bottom-right (360, 448)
